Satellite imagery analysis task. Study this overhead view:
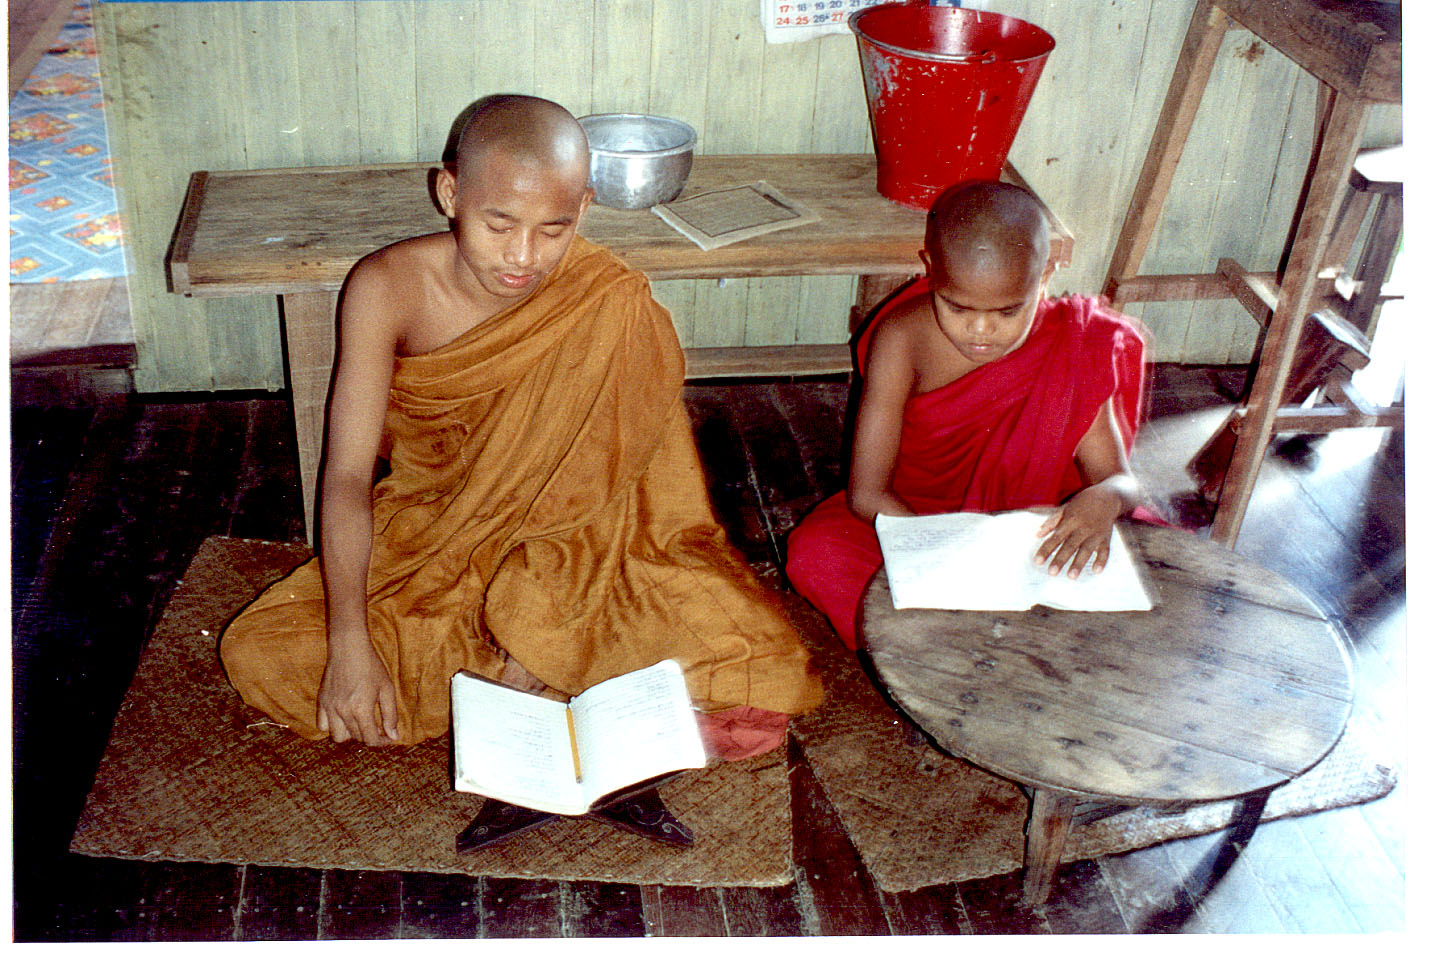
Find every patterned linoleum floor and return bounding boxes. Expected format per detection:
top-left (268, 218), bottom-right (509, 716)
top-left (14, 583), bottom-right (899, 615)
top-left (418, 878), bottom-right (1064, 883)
top-left (8, 0), bottom-right (126, 284)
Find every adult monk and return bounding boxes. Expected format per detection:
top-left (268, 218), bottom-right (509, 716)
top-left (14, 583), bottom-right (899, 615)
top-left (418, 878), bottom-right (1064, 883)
top-left (220, 95), bottom-right (822, 750)
top-left (786, 180), bottom-right (1148, 648)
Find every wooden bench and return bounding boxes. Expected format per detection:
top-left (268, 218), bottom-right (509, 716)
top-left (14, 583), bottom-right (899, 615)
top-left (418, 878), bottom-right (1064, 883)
top-left (167, 154), bottom-right (1072, 542)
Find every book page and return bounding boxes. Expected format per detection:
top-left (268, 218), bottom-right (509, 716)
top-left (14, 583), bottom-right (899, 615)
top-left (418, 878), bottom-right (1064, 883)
top-left (875, 511), bottom-right (1153, 612)
top-left (451, 673), bottom-right (586, 815)
top-left (570, 660), bottom-right (707, 807)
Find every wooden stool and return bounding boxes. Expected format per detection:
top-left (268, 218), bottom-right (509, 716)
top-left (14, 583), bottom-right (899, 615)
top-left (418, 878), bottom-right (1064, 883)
top-left (1101, 0), bottom-right (1402, 547)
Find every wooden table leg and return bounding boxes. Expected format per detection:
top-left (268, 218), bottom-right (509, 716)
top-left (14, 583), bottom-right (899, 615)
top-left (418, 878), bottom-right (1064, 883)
top-left (1226, 787), bottom-right (1271, 851)
top-left (852, 274), bottom-right (909, 333)
top-left (278, 290), bottom-right (340, 546)
top-left (1022, 788), bottom-right (1077, 905)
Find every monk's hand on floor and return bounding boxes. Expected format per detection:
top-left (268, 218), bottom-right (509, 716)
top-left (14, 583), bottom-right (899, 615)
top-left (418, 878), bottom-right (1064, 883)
top-left (317, 632), bottom-right (400, 745)
top-left (1034, 486), bottom-right (1125, 579)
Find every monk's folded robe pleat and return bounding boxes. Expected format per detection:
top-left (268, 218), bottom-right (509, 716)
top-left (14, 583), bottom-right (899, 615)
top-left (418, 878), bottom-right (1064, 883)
top-left (220, 238), bottom-right (823, 744)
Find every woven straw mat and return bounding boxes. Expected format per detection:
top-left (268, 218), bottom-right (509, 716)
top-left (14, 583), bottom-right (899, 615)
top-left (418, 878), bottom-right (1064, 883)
top-left (69, 536), bottom-right (796, 887)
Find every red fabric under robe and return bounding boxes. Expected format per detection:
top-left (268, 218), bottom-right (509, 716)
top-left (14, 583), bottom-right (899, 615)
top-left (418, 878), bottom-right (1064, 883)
top-left (785, 285), bottom-right (1147, 648)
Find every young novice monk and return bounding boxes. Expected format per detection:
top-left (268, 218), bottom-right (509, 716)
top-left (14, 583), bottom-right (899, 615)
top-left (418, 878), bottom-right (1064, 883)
top-left (786, 180), bottom-right (1148, 649)
top-left (220, 95), bottom-right (821, 751)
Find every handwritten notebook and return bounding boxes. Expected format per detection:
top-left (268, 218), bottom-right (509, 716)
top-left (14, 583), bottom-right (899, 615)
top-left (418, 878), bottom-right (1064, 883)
top-left (875, 510), bottom-right (1153, 612)
top-left (451, 659), bottom-right (706, 816)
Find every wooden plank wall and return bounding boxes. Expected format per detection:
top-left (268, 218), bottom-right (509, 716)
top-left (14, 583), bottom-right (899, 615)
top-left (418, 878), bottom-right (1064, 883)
top-left (95, 0), bottom-right (1401, 393)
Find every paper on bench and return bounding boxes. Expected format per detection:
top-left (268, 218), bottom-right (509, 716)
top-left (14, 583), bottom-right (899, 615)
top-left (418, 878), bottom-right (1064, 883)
top-left (875, 510), bottom-right (1153, 612)
top-left (652, 181), bottom-right (818, 251)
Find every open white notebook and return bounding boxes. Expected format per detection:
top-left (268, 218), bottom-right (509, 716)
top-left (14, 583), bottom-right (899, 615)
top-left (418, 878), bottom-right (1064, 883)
top-left (875, 510), bottom-right (1153, 613)
top-left (451, 659), bottom-right (707, 816)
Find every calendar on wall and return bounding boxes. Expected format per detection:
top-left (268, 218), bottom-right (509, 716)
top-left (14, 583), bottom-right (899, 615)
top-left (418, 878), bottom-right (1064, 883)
top-left (762, 0), bottom-right (904, 45)
top-left (762, 1), bottom-right (986, 45)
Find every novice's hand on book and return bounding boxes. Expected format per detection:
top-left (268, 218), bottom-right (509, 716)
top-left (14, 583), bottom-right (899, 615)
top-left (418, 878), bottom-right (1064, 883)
top-left (1034, 486), bottom-right (1125, 579)
top-left (318, 634), bottom-right (400, 745)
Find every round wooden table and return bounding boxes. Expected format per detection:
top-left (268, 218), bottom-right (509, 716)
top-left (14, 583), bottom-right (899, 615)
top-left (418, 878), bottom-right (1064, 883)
top-left (861, 523), bottom-right (1354, 904)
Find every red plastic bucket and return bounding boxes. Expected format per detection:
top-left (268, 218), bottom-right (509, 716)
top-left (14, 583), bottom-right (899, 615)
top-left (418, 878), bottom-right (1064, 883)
top-left (850, 3), bottom-right (1055, 210)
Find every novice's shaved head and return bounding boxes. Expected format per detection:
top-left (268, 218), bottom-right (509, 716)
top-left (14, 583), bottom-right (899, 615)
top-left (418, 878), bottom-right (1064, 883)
top-left (454, 94), bottom-right (590, 189)
top-left (924, 180), bottom-right (1051, 288)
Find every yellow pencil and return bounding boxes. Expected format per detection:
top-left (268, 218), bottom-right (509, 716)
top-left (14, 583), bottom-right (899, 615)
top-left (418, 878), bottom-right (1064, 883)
top-left (566, 707), bottom-right (582, 783)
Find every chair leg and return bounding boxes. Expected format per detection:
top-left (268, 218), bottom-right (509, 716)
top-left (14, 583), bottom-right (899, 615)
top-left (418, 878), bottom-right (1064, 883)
top-left (1188, 312), bottom-right (1366, 503)
top-left (1209, 91), bottom-right (1371, 547)
top-left (1344, 192), bottom-right (1403, 336)
top-left (1102, 0), bottom-right (1231, 305)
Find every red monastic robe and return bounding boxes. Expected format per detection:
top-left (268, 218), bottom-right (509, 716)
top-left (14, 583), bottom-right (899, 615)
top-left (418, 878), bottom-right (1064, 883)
top-left (785, 286), bottom-right (1148, 648)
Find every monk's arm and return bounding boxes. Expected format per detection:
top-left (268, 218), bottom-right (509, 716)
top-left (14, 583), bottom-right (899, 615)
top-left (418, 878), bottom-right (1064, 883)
top-left (316, 261), bottom-right (402, 745)
top-left (1034, 395), bottom-right (1142, 577)
top-left (847, 322), bottom-right (918, 523)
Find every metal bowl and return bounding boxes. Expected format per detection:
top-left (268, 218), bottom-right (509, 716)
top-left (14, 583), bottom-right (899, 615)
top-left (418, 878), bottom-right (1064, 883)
top-left (579, 113), bottom-right (696, 209)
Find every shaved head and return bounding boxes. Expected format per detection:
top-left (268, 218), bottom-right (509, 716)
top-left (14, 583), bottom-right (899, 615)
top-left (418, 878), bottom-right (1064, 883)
top-left (924, 180), bottom-right (1051, 289)
top-left (453, 94), bottom-right (590, 190)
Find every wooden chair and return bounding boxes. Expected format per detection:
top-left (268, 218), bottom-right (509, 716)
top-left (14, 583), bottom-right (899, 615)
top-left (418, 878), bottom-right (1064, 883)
top-left (1101, 0), bottom-right (1402, 547)
top-left (1322, 145), bottom-right (1403, 336)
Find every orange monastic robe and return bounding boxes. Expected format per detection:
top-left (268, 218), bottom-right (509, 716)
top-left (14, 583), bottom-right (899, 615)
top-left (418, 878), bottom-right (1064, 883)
top-left (220, 237), bottom-right (822, 744)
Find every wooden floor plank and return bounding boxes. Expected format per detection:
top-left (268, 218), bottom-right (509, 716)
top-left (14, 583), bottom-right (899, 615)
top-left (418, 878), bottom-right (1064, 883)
top-left (28, 856), bottom-right (155, 943)
top-left (1295, 804), bottom-right (1406, 933)
top-left (8, 404), bottom-right (97, 618)
top-left (1161, 830), bottom-right (1290, 934)
top-left (399, 871), bottom-right (482, 939)
top-left (561, 882), bottom-right (647, 938)
top-left (1038, 859), bottom-right (1128, 935)
top-left (1358, 779), bottom-right (1406, 877)
top-left (479, 878), bottom-right (565, 938)
top-left (767, 381), bottom-right (852, 511)
top-left (1096, 844), bottom-right (1200, 934)
top-left (953, 870), bottom-right (1050, 935)
top-left (11, 398), bottom-right (159, 943)
top-left (641, 885), bottom-right (729, 937)
top-left (6, 272), bottom-right (66, 349)
top-left (787, 738), bottom-right (890, 936)
top-left (1221, 817), bottom-right (1363, 934)
top-left (684, 386), bottom-right (779, 567)
top-left (716, 885), bottom-right (808, 937)
top-left (8, 0), bottom-right (76, 98)
top-left (144, 861), bottom-right (244, 941)
top-left (319, 869), bottom-right (404, 940)
top-left (27, 277), bottom-right (117, 353)
top-left (236, 865), bottom-right (323, 941)
top-left (226, 397), bottom-right (307, 543)
top-left (132, 402), bottom-right (260, 630)
top-left (878, 885), bottom-right (973, 936)
top-left (732, 383), bottom-right (853, 573)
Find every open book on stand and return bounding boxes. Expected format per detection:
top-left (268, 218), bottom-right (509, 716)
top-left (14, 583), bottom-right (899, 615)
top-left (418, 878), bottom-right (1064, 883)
top-left (451, 659), bottom-right (707, 817)
top-left (875, 510), bottom-right (1153, 612)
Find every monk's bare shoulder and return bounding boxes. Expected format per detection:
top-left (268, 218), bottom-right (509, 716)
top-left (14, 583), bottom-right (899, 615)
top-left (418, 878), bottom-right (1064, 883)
top-left (866, 290), bottom-right (931, 373)
top-left (347, 234), bottom-right (450, 305)
top-left (341, 233), bottom-right (455, 351)
top-left (874, 286), bottom-right (987, 392)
